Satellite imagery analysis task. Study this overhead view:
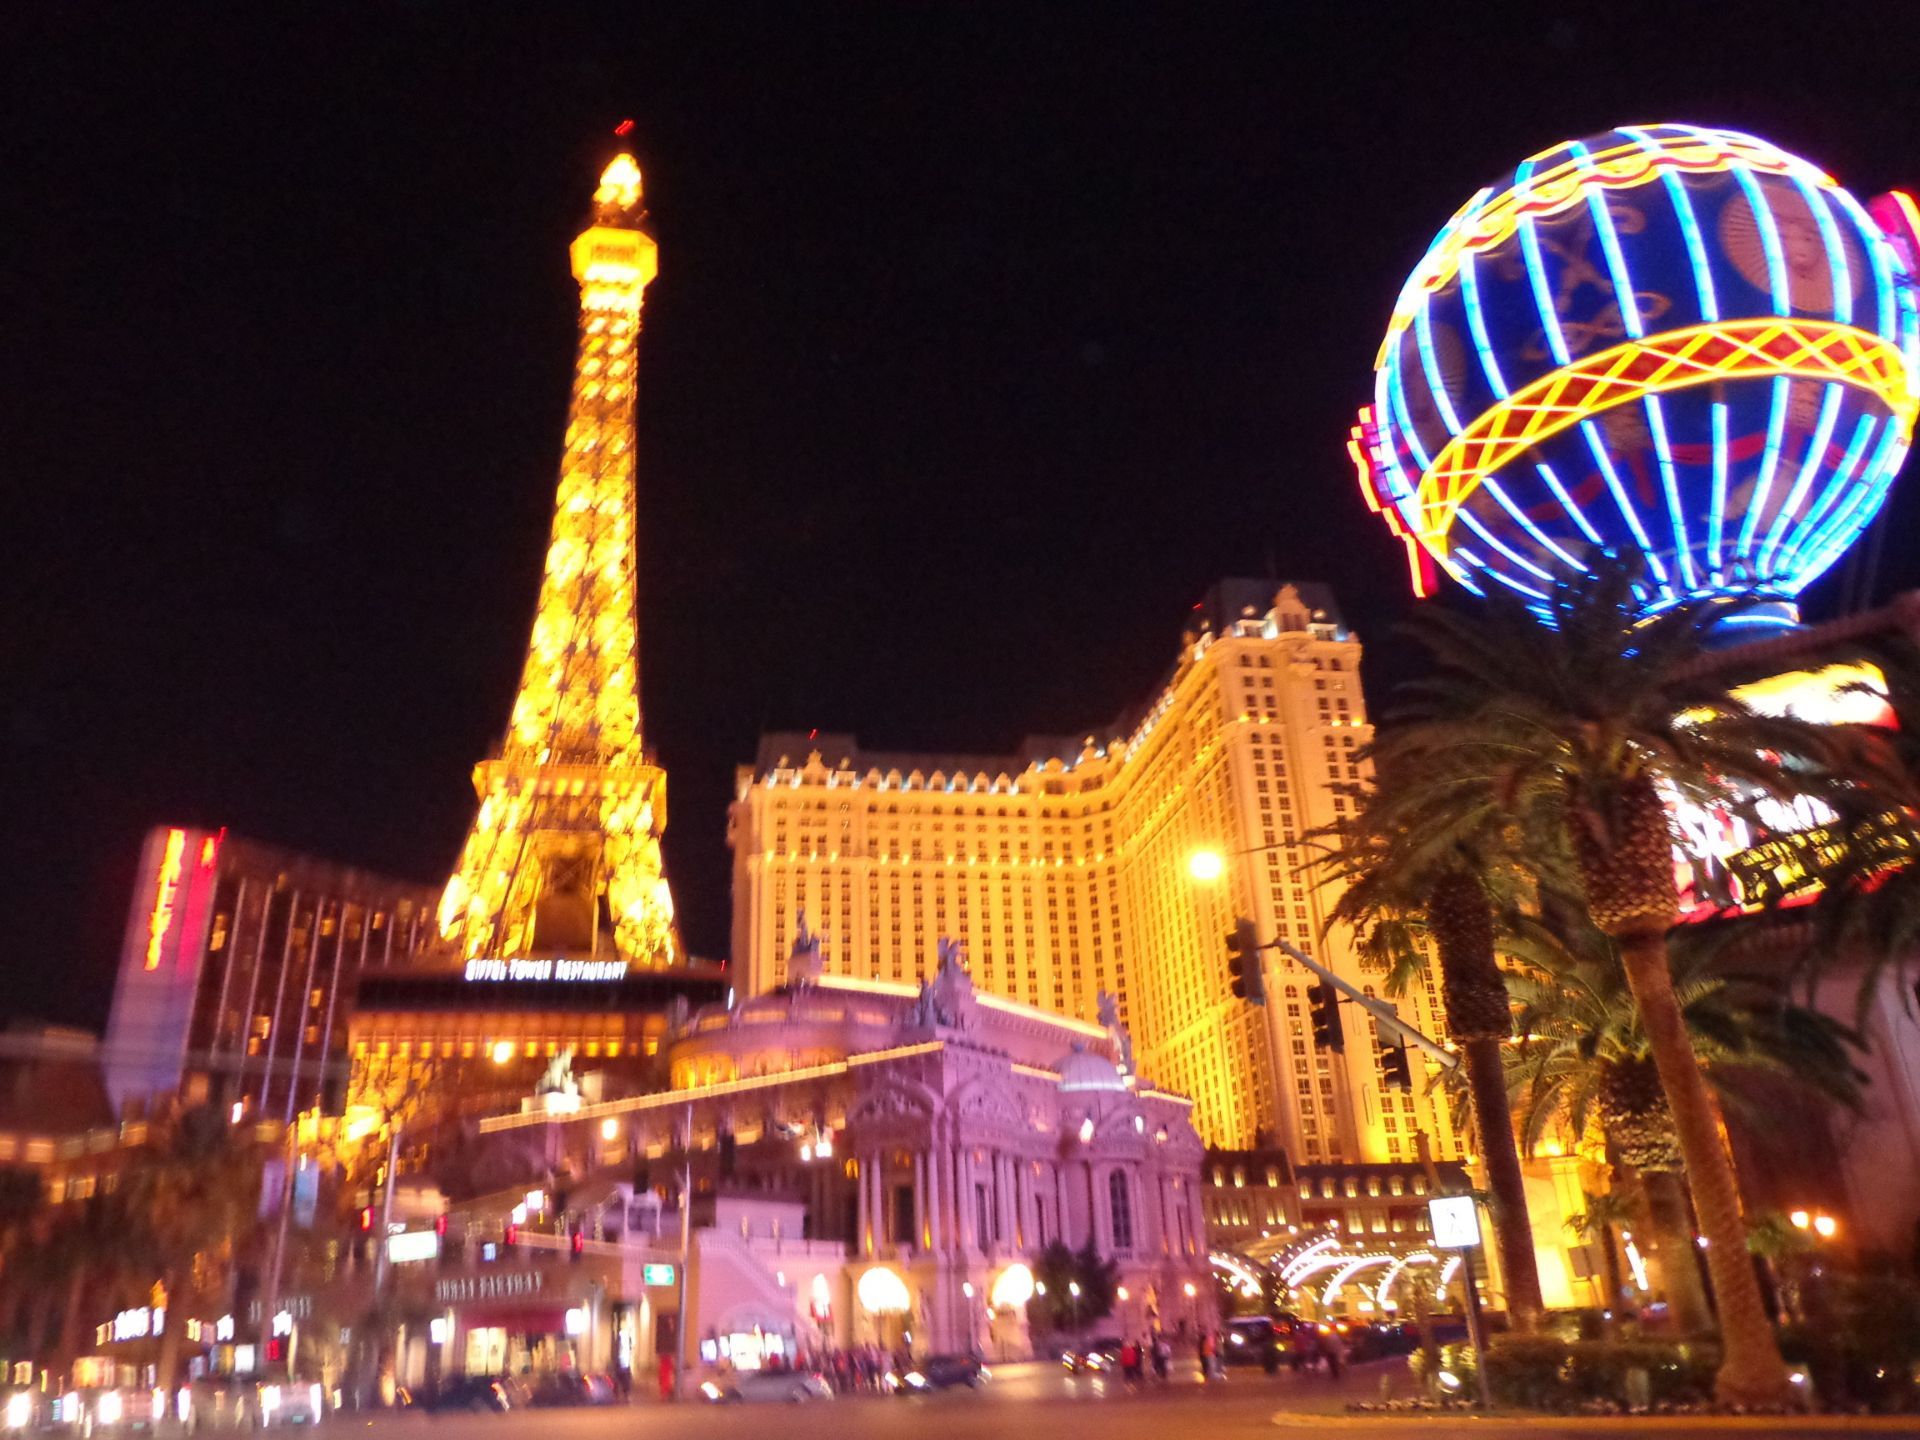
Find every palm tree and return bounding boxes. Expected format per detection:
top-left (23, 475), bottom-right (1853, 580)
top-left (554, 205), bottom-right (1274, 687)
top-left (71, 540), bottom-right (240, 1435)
top-left (125, 1105), bottom-right (267, 1386)
top-left (1505, 920), bottom-right (1862, 1337)
top-left (1315, 755), bottom-right (1548, 1331)
top-left (1381, 562), bottom-right (1873, 1407)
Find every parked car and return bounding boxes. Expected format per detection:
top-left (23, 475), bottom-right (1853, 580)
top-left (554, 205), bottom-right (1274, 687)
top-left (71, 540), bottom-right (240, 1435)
top-left (706, 1370), bottom-right (834, 1403)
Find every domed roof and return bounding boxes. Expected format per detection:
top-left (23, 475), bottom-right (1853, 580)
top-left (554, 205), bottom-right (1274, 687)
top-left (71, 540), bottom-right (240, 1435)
top-left (1056, 1041), bottom-right (1127, 1093)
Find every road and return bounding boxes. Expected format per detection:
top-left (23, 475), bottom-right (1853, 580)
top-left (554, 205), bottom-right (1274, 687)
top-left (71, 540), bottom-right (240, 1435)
top-left (356, 1361), bottom-right (1920, 1440)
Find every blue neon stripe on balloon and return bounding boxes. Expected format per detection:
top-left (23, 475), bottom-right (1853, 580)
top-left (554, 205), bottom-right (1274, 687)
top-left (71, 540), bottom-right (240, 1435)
top-left (1567, 137), bottom-right (1644, 340)
top-left (1519, 214), bottom-right (1573, 367)
top-left (1459, 252), bottom-right (1511, 398)
top-left (1828, 186), bottom-right (1898, 341)
top-left (1478, 475), bottom-right (1589, 572)
top-left (1735, 376), bottom-right (1792, 559)
top-left (1785, 420), bottom-right (1898, 584)
top-left (1708, 402), bottom-right (1730, 571)
top-left (1774, 412), bottom-right (1879, 577)
top-left (1534, 461), bottom-right (1605, 546)
top-left (1791, 177), bottom-right (1853, 325)
top-left (1659, 170), bottom-right (1719, 322)
top-left (1453, 542), bottom-right (1549, 602)
top-left (1730, 165), bottom-right (1789, 314)
top-left (1458, 506), bottom-right (1558, 583)
top-left (1386, 342), bottom-right (1436, 474)
top-left (1759, 382), bottom-right (1845, 571)
top-left (1642, 395), bottom-right (1696, 590)
top-left (1442, 548), bottom-right (1492, 598)
top-left (1578, 417), bottom-right (1670, 587)
top-left (1414, 300), bottom-right (1465, 436)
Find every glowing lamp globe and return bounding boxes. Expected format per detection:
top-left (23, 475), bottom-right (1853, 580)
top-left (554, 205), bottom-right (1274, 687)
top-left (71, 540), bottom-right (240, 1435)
top-left (1351, 125), bottom-right (1920, 627)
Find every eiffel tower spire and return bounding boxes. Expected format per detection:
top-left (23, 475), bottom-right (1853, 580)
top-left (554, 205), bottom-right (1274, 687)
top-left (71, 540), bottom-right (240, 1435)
top-left (439, 146), bottom-right (679, 967)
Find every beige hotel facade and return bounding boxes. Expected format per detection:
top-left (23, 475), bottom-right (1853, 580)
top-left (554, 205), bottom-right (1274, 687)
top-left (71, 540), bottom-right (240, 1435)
top-left (729, 581), bottom-right (1462, 1163)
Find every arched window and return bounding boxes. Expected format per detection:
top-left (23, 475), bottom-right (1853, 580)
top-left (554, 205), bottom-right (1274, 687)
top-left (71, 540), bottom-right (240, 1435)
top-left (1108, 1170), bottom-right (1134, 1251)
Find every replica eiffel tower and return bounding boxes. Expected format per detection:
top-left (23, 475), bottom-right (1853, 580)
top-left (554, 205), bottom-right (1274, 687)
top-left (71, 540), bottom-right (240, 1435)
top-left (440, 147), bottom-right (681, 968)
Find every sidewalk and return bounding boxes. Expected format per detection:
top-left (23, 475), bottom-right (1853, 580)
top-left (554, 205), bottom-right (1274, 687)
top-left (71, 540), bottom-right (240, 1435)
top-left (1272, 1412), bottom-right (1920, 1431)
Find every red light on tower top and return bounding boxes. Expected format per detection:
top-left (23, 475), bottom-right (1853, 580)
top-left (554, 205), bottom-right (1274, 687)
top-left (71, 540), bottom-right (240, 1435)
top-left (614, 119), bottom-right (635, 137)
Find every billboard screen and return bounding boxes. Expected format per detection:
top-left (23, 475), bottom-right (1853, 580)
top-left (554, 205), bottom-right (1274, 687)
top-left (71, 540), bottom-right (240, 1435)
top-left (1673, 661), bottom-right (1901, 920)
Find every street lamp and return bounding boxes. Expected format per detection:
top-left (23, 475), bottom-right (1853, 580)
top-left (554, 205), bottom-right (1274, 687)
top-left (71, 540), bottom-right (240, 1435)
top-left (1187, 848), bottom-right (1226, 883)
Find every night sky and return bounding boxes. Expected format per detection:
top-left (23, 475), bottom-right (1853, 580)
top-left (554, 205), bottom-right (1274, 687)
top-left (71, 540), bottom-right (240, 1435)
top-left (7, 4), bottom-right (1920, 1029)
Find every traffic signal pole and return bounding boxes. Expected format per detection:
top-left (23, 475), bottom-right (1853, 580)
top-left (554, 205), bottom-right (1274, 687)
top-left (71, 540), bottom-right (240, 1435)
top-left (1259, 934), bottom-right (1458, 1073)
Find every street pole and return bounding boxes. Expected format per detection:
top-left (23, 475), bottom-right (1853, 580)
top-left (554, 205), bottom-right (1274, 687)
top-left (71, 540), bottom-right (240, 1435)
top-left (672, 1099), bottom-right (692, 1401)
top-left (1460, 1243), bottom-right (1494, 1410)
top-left (1268, 937), bottom-right (1458, 1071)
top-left (257, 1118), bottom-right (299, 1371)
top-left (372, 1120), bottom-right (403, 1297)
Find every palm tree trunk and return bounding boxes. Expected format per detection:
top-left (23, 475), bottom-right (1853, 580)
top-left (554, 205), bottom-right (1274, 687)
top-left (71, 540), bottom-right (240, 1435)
top-left (1461, 1035), bottom-right (1544, 1330)
top-left (1427, 868), bottom-right (1544, 1332)
top-left (1597, 1220), bottom-right (1625, 1320)
top-left (1617, 930), bottom-right (1790, 1408)
top-left (1639, 1166), bottom-right (1714, 1336)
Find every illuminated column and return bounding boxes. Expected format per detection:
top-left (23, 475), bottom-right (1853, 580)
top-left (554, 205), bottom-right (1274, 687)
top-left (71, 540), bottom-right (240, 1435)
top-left (912, 1152), bottom-right (927, 1251)
top-left (957, 1149), bottom-right (977, 1253)
top-left (926, 1133), bottom-right (947, 1252)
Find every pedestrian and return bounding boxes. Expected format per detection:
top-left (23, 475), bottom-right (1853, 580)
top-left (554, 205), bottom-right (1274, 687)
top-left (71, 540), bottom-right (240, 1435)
top-left (1152, 1334), bottom-right (1171, 1384)
top-left (656, 1350), bottom-right (675, 1402)
top-left (1198, 1329), bottom-right (1216, 1381)
top-left (1323, 1326), bottom-right (1345, 1381)
top-left (1119, 1338), bottom-right (1138, 1383)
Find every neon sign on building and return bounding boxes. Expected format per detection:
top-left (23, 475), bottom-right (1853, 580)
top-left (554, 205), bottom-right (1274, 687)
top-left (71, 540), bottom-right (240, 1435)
top-left (144, 829), bottom-right (188, 969)
top-left (1673, 661), bottom-right (1907, 918)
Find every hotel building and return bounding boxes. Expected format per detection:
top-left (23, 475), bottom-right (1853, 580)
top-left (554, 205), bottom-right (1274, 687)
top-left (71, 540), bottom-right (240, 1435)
top-left (729, 581), bottom-right (1462, 1161)
top-left (102, 825), bottom-right (441, 1118)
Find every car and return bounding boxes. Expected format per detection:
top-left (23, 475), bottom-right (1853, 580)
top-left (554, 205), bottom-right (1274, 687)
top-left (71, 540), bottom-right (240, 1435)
top-left (1058, 1338), bottom-right (1122, 1374)
top-left (1223, 1315), bottom-right (1302, 1367)
top-left (526, 1373), bottom-right (617, 1407)
top-left (919, 1354), bottom-right (989, 1390)
top-left (420, 1376), bottom-right (523, 1413)
top-left (255, 1383), bottom-right (325, 1429)
top-left (705, 1370), bottom-right (834, 1404)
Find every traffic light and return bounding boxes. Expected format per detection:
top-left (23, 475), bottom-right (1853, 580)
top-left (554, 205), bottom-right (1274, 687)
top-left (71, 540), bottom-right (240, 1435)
top-left (357, 1206), bottom-right (374, 1232)
top-left (1380, 1043), bottom-right (1412, 1089)
top-left (504, 1222), bottom-right (520, 1248)
top-left (1225, 918), bottom-right (1265, 1006)
top-left (434, 1214), bottom-right (448, 1237)
top-left (719, 1130), bottom-right (737, 1178)
top-left (1306, 984), bottom-right (1345, 1052)
top-left (570, 1228), bottom-right (586, 1260)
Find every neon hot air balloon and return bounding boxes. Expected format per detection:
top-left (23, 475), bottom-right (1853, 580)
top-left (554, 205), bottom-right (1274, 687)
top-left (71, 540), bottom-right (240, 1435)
top-left (1351, 124), bottom-right (1920, 628)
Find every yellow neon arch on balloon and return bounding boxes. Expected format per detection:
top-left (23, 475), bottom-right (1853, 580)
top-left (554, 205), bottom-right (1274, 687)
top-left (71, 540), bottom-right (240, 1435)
top-left (1377, 128), bottom-right (1835, 365)
top-left (1408, 317), bottom-right (1918, 556)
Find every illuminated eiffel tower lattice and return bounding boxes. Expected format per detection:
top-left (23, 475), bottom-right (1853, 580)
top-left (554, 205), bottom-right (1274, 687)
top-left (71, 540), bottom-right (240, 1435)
top-left (440, 148), bottom-right (680, 967)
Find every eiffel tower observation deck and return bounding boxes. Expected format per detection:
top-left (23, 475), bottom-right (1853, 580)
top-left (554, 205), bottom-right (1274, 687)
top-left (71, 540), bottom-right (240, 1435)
top-left (439, 146), bottom-right (681, 969)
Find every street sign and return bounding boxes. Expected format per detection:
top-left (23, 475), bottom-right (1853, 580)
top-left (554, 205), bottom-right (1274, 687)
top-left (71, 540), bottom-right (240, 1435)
top-left (642, 1263), bottom-right (675, 1286)
top-left (1428, 1194), bottom-right (1482, 1250)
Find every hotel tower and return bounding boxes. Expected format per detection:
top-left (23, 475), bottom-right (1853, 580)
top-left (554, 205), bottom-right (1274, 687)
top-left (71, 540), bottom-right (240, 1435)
top-left (730, 581), bottom-right (1462, 1158)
